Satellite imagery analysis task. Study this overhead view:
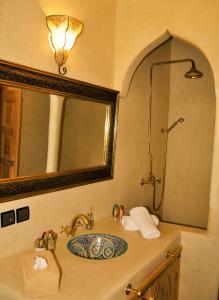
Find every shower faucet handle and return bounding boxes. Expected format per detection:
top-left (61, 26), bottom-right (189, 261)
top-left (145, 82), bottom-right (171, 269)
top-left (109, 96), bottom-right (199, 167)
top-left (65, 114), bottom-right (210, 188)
top-left (140, 177), bottom-right (161, 185)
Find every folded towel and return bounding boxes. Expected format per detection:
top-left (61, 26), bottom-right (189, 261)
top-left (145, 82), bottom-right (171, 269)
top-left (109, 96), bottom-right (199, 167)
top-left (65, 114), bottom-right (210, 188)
top-left (129, 207), bottom-right (161, 239)
top-left (151, 215), bottom-right (159, 226)
top-left (121, 215), bottom-right (159, 231)
top-left (121, 216), bottom-right (138, 231)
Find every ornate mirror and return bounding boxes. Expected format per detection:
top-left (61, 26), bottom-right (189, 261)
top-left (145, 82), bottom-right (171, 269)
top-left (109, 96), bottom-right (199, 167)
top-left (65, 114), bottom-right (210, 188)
top-left (0, 60), bottom-right (119, 202)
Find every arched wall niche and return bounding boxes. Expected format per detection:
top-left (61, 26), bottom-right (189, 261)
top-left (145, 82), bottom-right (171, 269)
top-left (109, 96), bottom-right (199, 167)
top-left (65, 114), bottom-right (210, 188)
top-left (120, 30), bottom-right (216, 98)
top-left (120, 31), bottom-right (170, 98)
top-left (120, 31), bottom-right (217, 233)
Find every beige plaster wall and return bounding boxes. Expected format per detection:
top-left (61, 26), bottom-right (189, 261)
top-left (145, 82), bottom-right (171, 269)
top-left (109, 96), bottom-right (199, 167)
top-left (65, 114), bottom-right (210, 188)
top-left (0, 0), bottom-right (150, 259)
top-left (0, 0), bottom-right (118, 256)
top-left (122, 40), bottom-right (171, 215)
top-left (114, 0), bottom-right (219, 90)
top-left (114, 0), bottom-right (219, 234)
top-left (179, 231), bottom-right (219, 300)
top-left (163, 39), bottom-right (215, 228)
top-left (114, 2), bottom-right (219, 299)
top-left (0, 1), bottom-right (219, 298)
top-left (0, 0), bottom-right (115, 88)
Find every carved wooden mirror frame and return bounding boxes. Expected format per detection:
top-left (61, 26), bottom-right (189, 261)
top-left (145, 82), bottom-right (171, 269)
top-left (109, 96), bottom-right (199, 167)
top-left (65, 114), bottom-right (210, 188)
top-left (0, 60), bottom-right (119, 202)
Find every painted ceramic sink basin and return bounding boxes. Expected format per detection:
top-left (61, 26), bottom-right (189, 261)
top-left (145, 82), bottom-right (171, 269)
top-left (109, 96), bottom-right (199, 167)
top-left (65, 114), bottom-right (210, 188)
top-left (67, 233), bottom-right (128, 260)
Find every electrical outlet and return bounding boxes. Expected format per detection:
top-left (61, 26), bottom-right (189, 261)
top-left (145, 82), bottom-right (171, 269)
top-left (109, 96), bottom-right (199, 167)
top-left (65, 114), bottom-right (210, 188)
top-left (16, 206), bottom-right (29, 223)
top-left (1, 210), bottom-right (15, 227)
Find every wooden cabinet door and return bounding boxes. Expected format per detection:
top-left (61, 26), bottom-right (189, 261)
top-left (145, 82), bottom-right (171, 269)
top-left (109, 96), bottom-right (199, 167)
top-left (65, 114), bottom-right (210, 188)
top-left (125, 247), bottom-right (181, 300)
top-left (144, 256), bottom-right (180, 300)
top-left (0, 86), bottom-right (22, 178)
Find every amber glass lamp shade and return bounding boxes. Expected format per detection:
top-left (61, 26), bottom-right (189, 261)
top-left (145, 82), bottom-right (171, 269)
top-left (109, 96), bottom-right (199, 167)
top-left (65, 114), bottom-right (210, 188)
top-left (46, 15), bottom-right (83, 75)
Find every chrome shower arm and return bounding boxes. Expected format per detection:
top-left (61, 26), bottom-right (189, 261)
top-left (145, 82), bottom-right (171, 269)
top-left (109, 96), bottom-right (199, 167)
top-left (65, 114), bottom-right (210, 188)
top-left (150, 58), bottom-right (195, 70)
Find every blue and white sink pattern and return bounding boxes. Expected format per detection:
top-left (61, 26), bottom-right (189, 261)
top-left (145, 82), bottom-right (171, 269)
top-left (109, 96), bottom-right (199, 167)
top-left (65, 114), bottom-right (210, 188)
top-left (67, 233), bottom-right (128, 260)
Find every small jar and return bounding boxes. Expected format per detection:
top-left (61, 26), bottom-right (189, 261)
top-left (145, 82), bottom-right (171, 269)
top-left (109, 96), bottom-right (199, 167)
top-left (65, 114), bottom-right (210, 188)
top-left (34, 238), bottom-right (46, 252)
top-left (86, 208), bottom-right (94, 230)
top-left (47, 231), bottom-right (57, 251)
top-left (118, 205), bottom-right (124, 219)
top-left (112, 204), bottom-right (119, 220)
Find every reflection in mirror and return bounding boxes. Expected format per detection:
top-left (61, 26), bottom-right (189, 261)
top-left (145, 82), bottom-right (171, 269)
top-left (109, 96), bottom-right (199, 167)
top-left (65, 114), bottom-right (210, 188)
top-left (59, 98), bottom-right (108, 171)
top-left (0, 86), bottom-right (109, 179)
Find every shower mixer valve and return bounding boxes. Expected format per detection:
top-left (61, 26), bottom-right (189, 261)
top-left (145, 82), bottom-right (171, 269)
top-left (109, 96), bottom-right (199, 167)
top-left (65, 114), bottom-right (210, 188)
top-left (141, 176), bottom-right (161, 185)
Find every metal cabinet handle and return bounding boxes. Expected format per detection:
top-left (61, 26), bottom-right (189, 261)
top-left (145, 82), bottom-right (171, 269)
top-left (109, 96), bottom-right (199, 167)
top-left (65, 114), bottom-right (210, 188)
top-left (125, 284), bottom-right (159, 299)
top-left (165, 250), bottom-right (181, 258)
top-left (125, 284), bottom-right (143, 297)
top-left (0, 158), bottom-right (14, 166)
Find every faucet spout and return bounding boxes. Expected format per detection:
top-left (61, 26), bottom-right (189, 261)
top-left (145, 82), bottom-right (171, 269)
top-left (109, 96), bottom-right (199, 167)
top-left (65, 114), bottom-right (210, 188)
top-left (70, 214), bottom-right (89, 236)
top-left (60, 213), bottom-right (90, 237)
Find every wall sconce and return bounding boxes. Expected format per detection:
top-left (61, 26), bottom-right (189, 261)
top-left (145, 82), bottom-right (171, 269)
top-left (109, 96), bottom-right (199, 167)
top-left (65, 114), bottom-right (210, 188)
top-left (46, 15), bottom-right (83, 75)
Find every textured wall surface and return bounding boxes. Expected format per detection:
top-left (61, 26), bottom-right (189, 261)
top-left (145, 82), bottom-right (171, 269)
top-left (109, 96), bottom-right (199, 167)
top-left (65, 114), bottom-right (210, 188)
top-left (113, 2), bottom-right (219, 299)
top-left (0, 1), bottom-right (219, 299)
top-left (163, 39), bottom-right (215, 228)
top-left (0, 0), bottom-right (149, 259)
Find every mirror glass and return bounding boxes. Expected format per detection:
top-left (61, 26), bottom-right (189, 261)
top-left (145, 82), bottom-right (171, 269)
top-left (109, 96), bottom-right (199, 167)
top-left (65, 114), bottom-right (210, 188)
top-left (0, 86), bottom-right (109, 179)
top-left (0, 59), bottom-right (118, 201)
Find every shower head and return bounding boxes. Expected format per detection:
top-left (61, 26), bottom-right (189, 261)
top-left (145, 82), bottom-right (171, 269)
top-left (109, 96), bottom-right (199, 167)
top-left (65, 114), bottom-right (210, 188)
top-left (184, 61), bottom-right (203, 79)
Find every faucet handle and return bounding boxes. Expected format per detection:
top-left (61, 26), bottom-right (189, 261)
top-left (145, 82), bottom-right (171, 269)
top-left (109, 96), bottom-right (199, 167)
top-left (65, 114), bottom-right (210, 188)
top-left (60, 225), bottom-right (71, 236)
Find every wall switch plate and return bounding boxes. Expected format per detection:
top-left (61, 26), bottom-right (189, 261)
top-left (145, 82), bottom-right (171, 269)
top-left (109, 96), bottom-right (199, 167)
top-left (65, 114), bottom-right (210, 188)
top-left (16, 206), bottom-right (29, 223)
top-left (1, 210), bottom-right (15, 227)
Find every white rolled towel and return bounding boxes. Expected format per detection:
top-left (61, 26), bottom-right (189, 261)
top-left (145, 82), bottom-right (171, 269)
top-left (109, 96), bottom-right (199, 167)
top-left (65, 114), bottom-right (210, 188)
top-left (121, 216), bottom-right (138, 231)
top-left (121, 215), bottom-right (159, 231)
top-left (129, 207), bottom-right (161, 239)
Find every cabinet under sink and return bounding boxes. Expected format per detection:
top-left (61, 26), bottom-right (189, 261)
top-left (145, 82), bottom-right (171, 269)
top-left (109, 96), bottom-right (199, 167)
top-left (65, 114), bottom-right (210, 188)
top-left (125, 247), bottom-right (182, 300)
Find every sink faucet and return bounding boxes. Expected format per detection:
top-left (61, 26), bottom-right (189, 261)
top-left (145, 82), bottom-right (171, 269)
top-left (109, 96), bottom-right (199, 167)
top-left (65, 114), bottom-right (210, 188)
top-left (61, 214), bottom-right (89, 237)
